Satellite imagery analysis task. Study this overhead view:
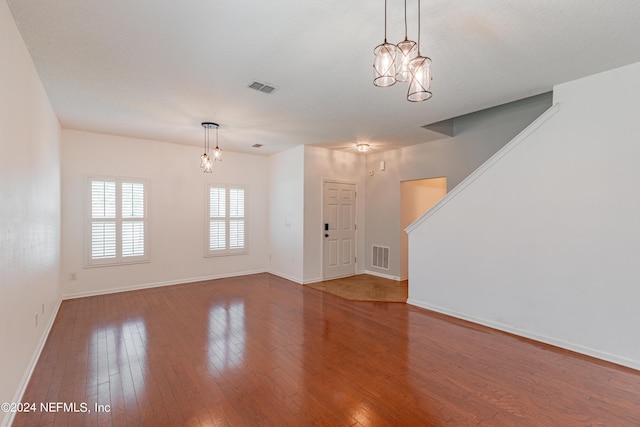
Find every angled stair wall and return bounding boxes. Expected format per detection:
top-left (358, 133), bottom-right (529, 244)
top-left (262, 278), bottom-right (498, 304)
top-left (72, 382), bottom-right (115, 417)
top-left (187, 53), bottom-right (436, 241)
top-left (406, 62), bottom-right (640, 370)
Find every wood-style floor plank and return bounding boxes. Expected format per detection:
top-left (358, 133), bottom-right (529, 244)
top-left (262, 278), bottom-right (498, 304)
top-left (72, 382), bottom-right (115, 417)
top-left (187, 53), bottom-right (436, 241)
top-left (12, 273), bottom-right (640, 426)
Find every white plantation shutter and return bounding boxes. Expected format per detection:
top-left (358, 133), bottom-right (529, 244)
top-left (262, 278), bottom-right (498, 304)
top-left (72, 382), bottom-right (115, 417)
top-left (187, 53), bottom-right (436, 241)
top-left (210, 187), bottom-right (225, 218)
top-left (91, 221), bottom-right (116, 259)
top-left (122, 221), bottom-right (145, 257)
top-left (207, 185), bottom-right (246, 255)
top-left (87, 177), bottom-right (148, 266)
top-left (91, 181), bottom-right (116, 259)
top-left (229, 188), bottom-right (245, 250)
top-left (209, 187), bottom-right (226, 250)
top-left (229, 220), bottom-right (244, 249)
top-left (122, 182), bottom-right (145, 257)
top-left (122, 182), bottom-right (144, 217)
top-left (209, 220), bottom-right (225, 250)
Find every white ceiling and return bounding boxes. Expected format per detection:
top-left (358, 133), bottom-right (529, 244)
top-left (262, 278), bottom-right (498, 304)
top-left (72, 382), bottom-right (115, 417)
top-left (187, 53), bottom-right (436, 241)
top-left (7, 0), bottom-right (640, 155)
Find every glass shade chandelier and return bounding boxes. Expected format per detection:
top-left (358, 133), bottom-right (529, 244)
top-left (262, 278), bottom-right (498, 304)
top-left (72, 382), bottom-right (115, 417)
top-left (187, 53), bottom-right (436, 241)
top-left (373, 0), bottom-right (432, 101)
top-left (200, 122), bottom-right (222, 173)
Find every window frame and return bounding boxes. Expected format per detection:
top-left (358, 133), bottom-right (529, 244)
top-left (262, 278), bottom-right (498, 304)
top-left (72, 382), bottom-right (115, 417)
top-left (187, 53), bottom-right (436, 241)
top-left (84, 175), bottom-right (150, 268)
top-left (205, 183), bottom-right (247, 257)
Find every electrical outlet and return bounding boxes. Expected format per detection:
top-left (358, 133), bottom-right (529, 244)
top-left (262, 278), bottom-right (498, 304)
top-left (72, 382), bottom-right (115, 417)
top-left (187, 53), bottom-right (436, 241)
top-left (69, 272), bottom-right (77, 281)
top-left (35, 313), bottom-right (38, 327)
top-left (42, 303), bottom-right (45, 314)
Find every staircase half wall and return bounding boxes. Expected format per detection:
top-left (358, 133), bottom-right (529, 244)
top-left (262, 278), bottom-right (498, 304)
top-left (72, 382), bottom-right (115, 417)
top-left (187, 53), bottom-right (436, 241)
top-left (406, 62), bottom-right (640, 370)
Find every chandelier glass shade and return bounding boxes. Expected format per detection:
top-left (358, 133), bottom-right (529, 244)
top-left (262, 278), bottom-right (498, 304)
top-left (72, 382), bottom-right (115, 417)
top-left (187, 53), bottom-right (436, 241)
top-left (395, 0), bottom-right (417, 82)
top-left (373, 42), bottom-right (398, 87)
top-left (406, 0), bottom-right (432, 101)
top-left (395, 38), bottom-right (418, 82)
top-left (373, 0), bottom-right (397, 87)
top-left (407, 55), bottom-right (432, 102)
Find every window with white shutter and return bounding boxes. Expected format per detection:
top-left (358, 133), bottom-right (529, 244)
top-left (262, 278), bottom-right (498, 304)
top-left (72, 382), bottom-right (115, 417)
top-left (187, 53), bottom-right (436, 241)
top-left (206, 184), bottom-right (246, 256)
top-left (86, 177), bottom-right (149, 267)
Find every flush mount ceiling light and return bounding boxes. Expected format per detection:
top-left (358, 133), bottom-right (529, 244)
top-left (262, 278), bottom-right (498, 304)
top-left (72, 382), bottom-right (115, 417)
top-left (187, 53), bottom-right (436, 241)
top-left (373, 0), bottom-right (432, 101)
top-left (356, 143), bottom-right (370, 153)
top-left (200, 122), bottom-right (222, 173)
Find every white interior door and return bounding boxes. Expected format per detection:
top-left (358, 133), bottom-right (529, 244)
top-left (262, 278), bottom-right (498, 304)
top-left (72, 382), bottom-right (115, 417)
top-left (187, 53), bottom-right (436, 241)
top-left (323, 182), bottom-right (356, 279)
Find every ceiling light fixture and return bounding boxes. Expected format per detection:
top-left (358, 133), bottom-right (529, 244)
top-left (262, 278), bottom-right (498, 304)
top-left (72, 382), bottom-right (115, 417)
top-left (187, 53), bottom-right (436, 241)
top-left (356, 143), bottom-right (370, 153)
top-left (407, 0), bottom-right (432, 102)
top-left (373, 0), bottom-right (397, 87)
top-left (395, 0), bottom-right (418, 82)
top-left (373, 0), bottom-right (432, 102)
top-left (200, 122), bottom-right (221, 173)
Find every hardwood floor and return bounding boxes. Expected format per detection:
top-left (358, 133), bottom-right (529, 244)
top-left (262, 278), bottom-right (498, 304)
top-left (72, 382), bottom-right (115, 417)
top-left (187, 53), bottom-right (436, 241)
top-left (13, 273), bottom-right (640, 426)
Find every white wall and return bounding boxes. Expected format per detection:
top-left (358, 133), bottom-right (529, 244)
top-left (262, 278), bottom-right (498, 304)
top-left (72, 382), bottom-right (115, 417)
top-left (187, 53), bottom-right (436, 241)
top-left (267, 146), bottom-right (305, 282)
top-left (366, 94), bottom-right (553, 279)
top-left (61, 130), bottom-right (268, 296)
top-left (303, 146), bottom-right (366, 283)
top-left (408, 62), bottom-right (640, 369)
top-left (0, 2), bottom-right (61, 426)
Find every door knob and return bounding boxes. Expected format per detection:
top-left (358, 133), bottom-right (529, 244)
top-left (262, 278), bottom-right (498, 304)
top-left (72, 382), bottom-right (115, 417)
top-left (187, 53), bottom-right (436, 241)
top-left (325, 233), bottom-right (329, 238)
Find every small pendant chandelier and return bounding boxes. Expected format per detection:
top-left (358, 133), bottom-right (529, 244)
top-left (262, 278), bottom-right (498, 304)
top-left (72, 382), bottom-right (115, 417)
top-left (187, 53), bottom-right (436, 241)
top-left (373, 0), bottom-right (397, 87)
top-left (407, 0), bottom-right (432, 102)
top-left (372, 0), bottom-right (432, 102)
top-left (200, 122), bottom-right (220, 173)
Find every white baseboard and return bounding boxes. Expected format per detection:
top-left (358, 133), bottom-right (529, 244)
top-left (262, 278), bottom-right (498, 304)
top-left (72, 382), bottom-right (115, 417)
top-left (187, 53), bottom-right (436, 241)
top-left (62, 268), bottom-right (267, 300)
top-left (300, 271), bottom-right (404, 284)
top-left (266, 270), bottom-right (303, 285)
top-left (3, 296), bottom-right (63, 427)
top-left (362, 270), bottom-right (403, 281)
top-left (407, 298), bottom-right (640, 372)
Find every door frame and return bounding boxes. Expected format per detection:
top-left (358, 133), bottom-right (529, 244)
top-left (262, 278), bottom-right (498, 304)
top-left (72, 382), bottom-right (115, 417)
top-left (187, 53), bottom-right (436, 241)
top-left (321, 179), bottom-right (358, 280)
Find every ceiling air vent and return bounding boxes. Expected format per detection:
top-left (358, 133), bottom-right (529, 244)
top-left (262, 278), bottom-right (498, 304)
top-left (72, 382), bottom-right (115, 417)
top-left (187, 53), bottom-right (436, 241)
top-left (248, 81), bottom-right (276, 94)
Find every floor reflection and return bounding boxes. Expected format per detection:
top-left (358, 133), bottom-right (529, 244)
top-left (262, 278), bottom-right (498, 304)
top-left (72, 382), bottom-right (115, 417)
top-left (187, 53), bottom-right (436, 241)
top-left (88, 317), bottom-right (147, 405)
top-left (207, 300), bottom-right (245, 374)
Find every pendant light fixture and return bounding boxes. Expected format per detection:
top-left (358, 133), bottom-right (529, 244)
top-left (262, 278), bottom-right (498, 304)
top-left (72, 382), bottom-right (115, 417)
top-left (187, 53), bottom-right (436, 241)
top-left (373, 0), bottom-right (397, 87)
top-left (372, 0), bottom-right (432, 101)
top-left (200, 122), bottom-right (219, 173)
top-left (395, 0), bottom-right (418, 82)
top-left (407, 0), bottom-right (432, 102)
top-left (212, 126), bottom-right (222, 162)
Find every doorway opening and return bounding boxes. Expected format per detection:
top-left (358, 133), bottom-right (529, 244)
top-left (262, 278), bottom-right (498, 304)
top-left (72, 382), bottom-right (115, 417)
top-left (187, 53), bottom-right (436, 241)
top-left (400, 177), bottom-right (447, 279)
